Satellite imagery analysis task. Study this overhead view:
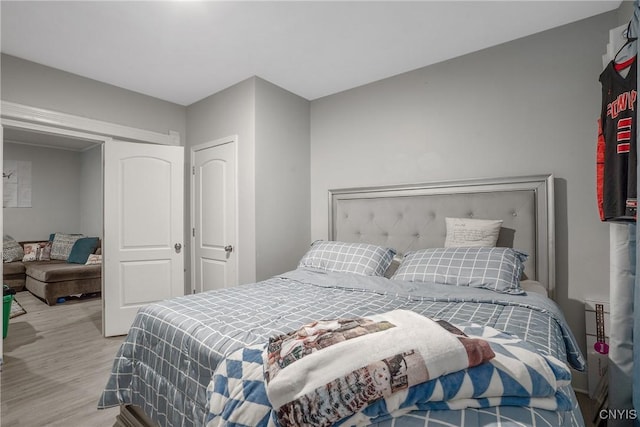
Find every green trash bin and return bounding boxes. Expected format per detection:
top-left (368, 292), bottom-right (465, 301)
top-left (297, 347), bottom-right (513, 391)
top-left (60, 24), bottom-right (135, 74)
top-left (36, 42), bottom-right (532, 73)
top-left (3, 285), bottom-right (15, 339)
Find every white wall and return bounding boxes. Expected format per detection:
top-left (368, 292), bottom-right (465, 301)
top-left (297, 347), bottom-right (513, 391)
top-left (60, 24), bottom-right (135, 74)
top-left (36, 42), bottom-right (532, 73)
top-left (310, 11), bottom-right (618, 391)
top-left (3, 142), bottom-right (82, 240)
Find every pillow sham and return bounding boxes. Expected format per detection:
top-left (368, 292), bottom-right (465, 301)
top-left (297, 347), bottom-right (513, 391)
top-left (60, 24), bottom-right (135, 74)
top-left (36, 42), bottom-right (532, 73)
top-left (3, 235), bottom-right (24, 263)
top-left (444, 217), bottom-right (503, 248)
top-left (391, 247), bottom-right (527, 294)
top-left (22, 243), bottom-right (39, 262)
top-left (23, 241), bottom-right (53, 262)
top-left (50, 233), bottom-right (84, 260)
top-left (298, 240), bottom-right (396, 277)
top-left (37, 241), bottom-right (52, 261)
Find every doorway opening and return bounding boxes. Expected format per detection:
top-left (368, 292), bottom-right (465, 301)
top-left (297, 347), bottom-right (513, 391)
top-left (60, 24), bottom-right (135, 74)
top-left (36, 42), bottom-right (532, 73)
top-left (1, 102), bottom-right (184, 342)
top-left (2, 125), bottom-right (105, 326)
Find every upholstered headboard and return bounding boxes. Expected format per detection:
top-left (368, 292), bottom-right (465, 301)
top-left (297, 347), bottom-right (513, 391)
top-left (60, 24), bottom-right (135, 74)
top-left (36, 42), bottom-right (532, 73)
top-left (329, 175), bottom-right (555, 298)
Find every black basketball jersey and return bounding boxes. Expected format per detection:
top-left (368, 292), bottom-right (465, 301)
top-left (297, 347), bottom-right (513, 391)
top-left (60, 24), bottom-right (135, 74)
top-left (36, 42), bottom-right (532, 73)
top-left (598, 58), bottom-right (637, 221)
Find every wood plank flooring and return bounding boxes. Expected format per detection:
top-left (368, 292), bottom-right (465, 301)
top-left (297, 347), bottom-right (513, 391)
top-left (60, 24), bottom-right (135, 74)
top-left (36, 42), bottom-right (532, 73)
top-left (1, 291), bottom-right (124, 426)
top-left (576, 391), bottom-right (600, 427)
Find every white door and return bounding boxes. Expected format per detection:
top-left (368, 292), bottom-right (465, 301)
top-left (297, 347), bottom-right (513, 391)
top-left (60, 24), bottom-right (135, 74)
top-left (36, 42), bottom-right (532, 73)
top-left (0, 126), bottom-right (4, 360)
top-left (103, 140), bottom-right (184, 337)
top-left (191, 136), bottom-right (237, 293)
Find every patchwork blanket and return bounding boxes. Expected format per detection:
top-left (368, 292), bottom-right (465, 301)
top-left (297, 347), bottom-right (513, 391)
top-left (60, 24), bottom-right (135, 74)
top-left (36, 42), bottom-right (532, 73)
top-left (206, 321), bottom-right (573, 427)
top-left (265, 310), bottom-right (495, 425)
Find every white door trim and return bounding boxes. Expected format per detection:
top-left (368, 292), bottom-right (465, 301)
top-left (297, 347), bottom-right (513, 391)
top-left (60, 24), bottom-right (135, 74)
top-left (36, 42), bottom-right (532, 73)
top-left (0, 125), bottom-right (4, 364)
top-left (190, 135), bottom-right (239, 293)
top-left (1, 101), bottom-right (180, 145)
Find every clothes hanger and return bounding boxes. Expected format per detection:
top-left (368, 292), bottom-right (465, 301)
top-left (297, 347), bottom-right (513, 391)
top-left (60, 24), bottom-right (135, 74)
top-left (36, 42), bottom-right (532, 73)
top-left (614, 21), bottom-right (638, 71)
top-left (614, 43), bottom-right (636, 71)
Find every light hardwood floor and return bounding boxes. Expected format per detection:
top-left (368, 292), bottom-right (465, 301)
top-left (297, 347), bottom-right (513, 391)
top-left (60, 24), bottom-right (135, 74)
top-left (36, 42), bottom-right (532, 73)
top-left (1, 291), bottom-right (125, 427)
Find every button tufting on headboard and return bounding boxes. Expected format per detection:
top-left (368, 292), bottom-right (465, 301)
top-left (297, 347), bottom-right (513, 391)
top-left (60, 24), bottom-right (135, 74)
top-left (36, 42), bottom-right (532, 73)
top-left (329, 175), bottom-right (556, 299)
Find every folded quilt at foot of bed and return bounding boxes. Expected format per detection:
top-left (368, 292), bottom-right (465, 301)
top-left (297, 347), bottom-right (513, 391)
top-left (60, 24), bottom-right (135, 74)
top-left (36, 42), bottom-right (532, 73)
top-left (343, 325), bottom-right (573, 426)
top-left (264, 310), bottom-right (495, 412)
top-left (205, 316), bottom-right (572, 427)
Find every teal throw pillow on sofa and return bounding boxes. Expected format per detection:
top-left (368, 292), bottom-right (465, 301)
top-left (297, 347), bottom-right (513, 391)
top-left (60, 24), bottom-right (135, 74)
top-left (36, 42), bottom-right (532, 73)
top-left (67, 237), bottom-right (99, 264)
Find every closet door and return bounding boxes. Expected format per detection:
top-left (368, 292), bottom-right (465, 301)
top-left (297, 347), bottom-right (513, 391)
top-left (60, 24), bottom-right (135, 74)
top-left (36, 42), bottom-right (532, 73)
top-left (191, 137), bottom-right (237, 293)
top-left (103, 140), bottom-right (184, 337)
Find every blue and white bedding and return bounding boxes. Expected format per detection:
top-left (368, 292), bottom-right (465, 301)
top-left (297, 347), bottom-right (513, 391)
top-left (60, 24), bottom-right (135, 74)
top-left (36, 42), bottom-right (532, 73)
top-left (98, 268), bottom-right (586, 427)
top-left (207, 323), bottom-right (574, 427)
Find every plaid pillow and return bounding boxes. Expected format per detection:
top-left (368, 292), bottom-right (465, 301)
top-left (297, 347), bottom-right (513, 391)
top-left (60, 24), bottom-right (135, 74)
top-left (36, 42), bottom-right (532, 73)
top-left (392, 247), bottom-right (527, 294)
top-left (298, 240), bottom-right (396, 277)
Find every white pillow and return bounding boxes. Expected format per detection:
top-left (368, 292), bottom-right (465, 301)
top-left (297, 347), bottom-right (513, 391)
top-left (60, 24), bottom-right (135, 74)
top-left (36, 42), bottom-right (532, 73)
top-left (444, 217), bottom-right (503, 248)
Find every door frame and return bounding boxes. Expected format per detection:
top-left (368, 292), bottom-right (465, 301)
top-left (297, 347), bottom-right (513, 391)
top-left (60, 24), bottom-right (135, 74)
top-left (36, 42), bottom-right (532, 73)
top-left (2, 101), bottom-right (180, 146)
top-left (190, 135), bottom-right (239, 293)
top-left (0, 101), bottom-right (182, 342)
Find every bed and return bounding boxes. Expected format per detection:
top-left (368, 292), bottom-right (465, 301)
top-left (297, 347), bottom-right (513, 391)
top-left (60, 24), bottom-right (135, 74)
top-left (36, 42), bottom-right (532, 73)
top-left (98, 174), bottom-right (586, 427)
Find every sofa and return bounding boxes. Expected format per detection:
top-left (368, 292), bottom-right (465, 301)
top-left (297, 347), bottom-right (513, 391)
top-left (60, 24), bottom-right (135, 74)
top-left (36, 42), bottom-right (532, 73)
top-left (3, 235), bottom-right (102, 305)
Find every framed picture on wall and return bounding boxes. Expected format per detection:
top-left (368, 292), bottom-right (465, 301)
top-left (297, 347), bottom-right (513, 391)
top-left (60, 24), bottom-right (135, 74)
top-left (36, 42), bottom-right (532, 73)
top-left (3, 160), bottom-right (32, 208)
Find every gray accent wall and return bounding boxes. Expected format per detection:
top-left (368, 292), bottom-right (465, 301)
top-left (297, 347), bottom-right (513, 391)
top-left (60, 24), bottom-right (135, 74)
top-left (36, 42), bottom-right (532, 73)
top-left (186, 77), bottom-right (311, 286)
top-left (255, 78), bottom-right (310, 280)
top-left (309, 11), bottom-right (618, 391)
top-left (3, 142), bottom-right (82, 240)
top-left (80, 145), bottom-right (103, 238)
top-left (618, 0), bottom-right (635, 25)
top-left (186, 78), bottom-right (257, 287)
top-left (1, 54), bottom-right (187, 140)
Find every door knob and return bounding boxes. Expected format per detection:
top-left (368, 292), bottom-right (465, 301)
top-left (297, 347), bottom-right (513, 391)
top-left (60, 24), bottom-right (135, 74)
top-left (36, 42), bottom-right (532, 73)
top-left (224, 245), bottom-right (233, 253)
top-left (174, 243), bottom-right (182, 253)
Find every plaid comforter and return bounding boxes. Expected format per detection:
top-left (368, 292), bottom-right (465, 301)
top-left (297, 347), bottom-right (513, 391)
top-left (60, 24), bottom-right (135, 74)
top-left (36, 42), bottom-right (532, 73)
top-left (98, 268), bottom-right (585, 427)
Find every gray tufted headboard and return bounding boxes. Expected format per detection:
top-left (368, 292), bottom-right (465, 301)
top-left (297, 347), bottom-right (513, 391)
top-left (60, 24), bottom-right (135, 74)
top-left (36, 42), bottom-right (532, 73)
top-left (329, 175), bottom-right (556, 299)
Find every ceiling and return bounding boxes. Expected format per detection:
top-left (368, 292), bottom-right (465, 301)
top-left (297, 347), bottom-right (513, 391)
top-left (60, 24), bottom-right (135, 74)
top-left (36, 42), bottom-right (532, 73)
top-left (1, 1), bottom-right (621, 107)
